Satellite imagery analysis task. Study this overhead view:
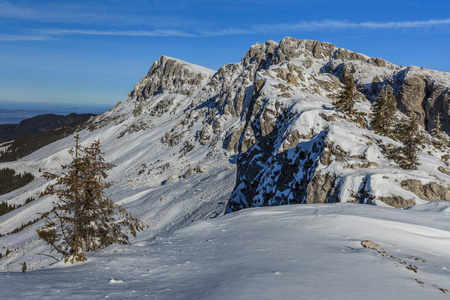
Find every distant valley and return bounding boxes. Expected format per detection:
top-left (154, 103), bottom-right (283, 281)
top-left (0, 113), bottom-right (95, 143)
top-left (0, 101), bottom-right (111, 124)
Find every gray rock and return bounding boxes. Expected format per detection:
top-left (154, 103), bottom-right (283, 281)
top-left (379, 196), bottom-right (415, 208)
top-left (305, 173), bottom-right (338, 203)
top-left (401, 179), bottom-right (450, 201)
top-left (130, 56), bottom-right (212, 116)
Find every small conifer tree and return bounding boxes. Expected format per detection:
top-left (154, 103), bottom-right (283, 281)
top-left (21, 261), bottom-right (27, 272)
top-left (431, 112), bottom-right (447, 150)
top-left (391, 116), bottom-right (423, 169)
top-left (37, 135), bottom-right (146, 263)
top-left (332, 73), bottom-right (366, 126)
top-left (333, 74), bottom-right (357, 115)
top-left (370, 85), bottom-right (397, 136)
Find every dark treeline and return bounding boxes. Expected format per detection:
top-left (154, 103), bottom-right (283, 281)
top-left (0, 118), bottom-right (92, 162)
top-left (0, 168), bottom-right (35, 196)
top-left (0, 113), bottom-right (95, 143)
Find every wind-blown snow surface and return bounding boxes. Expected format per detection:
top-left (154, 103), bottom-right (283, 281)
top-left (2, 203), bottom-right (450, 299)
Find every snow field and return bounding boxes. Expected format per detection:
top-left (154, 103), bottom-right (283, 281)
top-left (1, 203), bottom-right (450, 299)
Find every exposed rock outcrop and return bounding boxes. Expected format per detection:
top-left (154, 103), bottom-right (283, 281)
top-left (130, 56), bottom-right (214, 116)
top-left (401, 179), bottom-right (450, 201)
top-left (130, 56), bottom-right (212, 101)
top-left (305, 172), bottom-right (339, 204)
top-left (379, 196), bottom-right (416, 208)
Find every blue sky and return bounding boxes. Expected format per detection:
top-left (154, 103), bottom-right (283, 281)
top-left (1, 0), bottom-right (449, 106)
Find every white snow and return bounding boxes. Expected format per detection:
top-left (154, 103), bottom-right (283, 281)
top-left (1, 203), bottom-right (450, 299)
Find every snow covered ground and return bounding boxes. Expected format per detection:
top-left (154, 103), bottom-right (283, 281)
top-left (2, 202), bottom-right (450, 299)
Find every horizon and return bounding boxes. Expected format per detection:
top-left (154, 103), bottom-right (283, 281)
top-left (1, 0), bottom-right (449, 106)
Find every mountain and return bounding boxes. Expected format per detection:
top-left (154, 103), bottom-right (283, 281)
top-left (0, 36), bottom-right (450, 284)
top-left (0, 113), bottom-right (95, 143)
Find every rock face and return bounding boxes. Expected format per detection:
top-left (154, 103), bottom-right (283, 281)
top-left (130, 56), bottom-right (213, 100)
top-left (97, 37), bottom-right (450, 212)
top-left (129, 56), bottom-right (215, 116)
top-left (395, 68), bottom-right (450, 133)
top-left (401, 180), bottom-right (450, 201)
top-left (379, 196), bottom-right (416, 209)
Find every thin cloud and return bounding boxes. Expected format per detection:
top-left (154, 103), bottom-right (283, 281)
top-left (10, 18), bottom-right (450, 42)
top-left (359, 19), bottom-right (450, 29)
top-left (253, 19), bottom-right (450, 33)
top-left (0, 0), bottom-right (133, 25)
top-left (197, 28), bottom-right (253, 37)
top-left (0, 34), bottom-right (51, 41)
top-left (0, 0), bottom-right (192, 28)
top-left (0, 0), bottom-right (36, 20)
top-left (39, 29), bottom-right (194, 38)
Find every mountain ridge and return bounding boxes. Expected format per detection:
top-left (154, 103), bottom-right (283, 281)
top-left (1, 37), bottom-right (450, 271)
top-left (0, 113), bottom-right (95, 143)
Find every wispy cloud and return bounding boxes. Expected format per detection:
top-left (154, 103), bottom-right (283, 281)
top-left (0, 0), bottom-right (192, 28)
top-left (359, 19), bottom-right (450, 29)
top-left (4, 18), bottom-right (450, 42)
top-left (39, 29), bottom-right (194, 38)
top-left (0, 34), bottom-right (51, 41)
top-left (255, 19), bottom-right (450, 32)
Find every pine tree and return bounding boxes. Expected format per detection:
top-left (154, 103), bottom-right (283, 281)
top-left (21, 261), bottom-right (27, 272)
top-left (333, 74), bottom-right (357, 115)
top-left (392, 116), bottom-right (423, 169)
top-left (37, 135), bottom-right (146, 263)
top-left (370, 85), bottom-right (397, 136)
top-left (332, 73), bottom-right (366, 126)
top-left (431, 112), bottom-right (447, 150)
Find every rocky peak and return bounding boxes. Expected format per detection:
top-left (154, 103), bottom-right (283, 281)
top-left (129, 55), bottom-right (214, 102)
top-left (205, 37), bottom-right (401, 120)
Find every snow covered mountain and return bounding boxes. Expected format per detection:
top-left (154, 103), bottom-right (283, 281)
top-left (1, 36), bottom-right (450, 290)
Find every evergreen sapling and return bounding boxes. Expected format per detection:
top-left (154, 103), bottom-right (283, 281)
top-left (332, 73), bottom-right (366, 126)
top-left (37, 135), bottom-right (146, 263)
top-left (370, 85), bottom-right (397, 136)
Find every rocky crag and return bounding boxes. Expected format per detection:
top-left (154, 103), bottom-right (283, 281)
top-left (94, 37), bottom-right (450, 212)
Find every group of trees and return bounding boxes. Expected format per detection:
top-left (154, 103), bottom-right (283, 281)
top-left (37, 135), bottom-right (145, 263)
top-left (369, 85), bottom-right (425, 170)
top-left (333, 74), bottom-right (447, 170)
top-left (0, 168), bottom-right (34, 195)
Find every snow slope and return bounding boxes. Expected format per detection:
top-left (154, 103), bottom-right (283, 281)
top-left (1, 203), bottom-right (450, 299)
top-left (0, 57), bottom-right (236, 271)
